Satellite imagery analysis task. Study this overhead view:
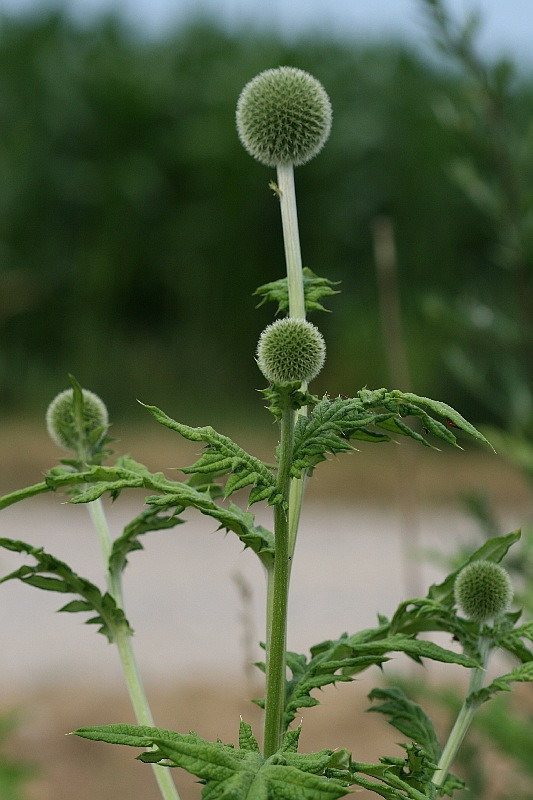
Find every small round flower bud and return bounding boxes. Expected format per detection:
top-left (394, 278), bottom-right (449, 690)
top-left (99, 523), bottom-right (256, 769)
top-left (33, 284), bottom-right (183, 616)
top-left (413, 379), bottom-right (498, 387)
top-left (46, 387), bottom-right (108, 452)
top-left (236, 67), bottom-right (332, 167)
top-left (454, 560), bottom-right (513, 622)
top-left (257, 317), bottom-right (326, 384)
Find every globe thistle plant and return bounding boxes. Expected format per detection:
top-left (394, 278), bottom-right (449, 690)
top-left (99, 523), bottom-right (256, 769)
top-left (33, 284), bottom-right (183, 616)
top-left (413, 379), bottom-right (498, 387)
top-left (454, 559), bottom-right (513, 622)
top-left (257, 317), bottom-right (326, 385)
top-left (1, 53), bottom-right (531, 800)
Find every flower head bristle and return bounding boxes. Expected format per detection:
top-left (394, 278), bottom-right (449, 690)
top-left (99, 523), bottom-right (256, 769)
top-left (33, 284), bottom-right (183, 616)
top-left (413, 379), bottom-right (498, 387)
top-left (236, 67), bottom-right (332, 167)
top-left (454, 559), bottom-right (513, 622)
top-left (46, 387), bottom-right (108, 452)
top-left (256, 317), bottom-right (326, 384)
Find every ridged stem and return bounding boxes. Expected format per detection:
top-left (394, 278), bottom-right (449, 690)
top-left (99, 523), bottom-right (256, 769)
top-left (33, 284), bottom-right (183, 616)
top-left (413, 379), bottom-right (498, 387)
top-left (86, 498), bottom-right (181, 800)
top-left (263, 407), bottom-right (295, 757)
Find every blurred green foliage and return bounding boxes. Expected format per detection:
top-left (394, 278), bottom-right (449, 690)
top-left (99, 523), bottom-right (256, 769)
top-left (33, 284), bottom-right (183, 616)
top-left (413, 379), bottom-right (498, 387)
top-left (0, 712), bottom-right (33, 800)
top-left (0, 10), bottom-right (528, 424)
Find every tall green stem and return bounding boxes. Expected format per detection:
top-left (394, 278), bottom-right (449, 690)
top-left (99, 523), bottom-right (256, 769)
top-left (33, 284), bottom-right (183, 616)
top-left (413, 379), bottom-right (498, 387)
top-left (431, 635), bottom-right (491, 789)
top-left (276, 162), bottom-right (308, 560)
top-left (276, 163), bottom-right (305, 320)
top-left (263, 407), bottom-right (295, 757)
top-left (86, 497), bottom-right (181, 800)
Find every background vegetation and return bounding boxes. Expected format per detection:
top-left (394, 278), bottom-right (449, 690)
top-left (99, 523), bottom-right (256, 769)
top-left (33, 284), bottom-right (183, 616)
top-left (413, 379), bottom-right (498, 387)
top-left (1, 9), bottom-right (531, 426)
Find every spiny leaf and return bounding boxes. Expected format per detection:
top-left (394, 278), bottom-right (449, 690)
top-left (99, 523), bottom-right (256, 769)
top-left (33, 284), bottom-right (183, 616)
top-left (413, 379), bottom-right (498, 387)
top-left (0, 539), bottom-right (130, 641)
top-left (279, 727), bottom-right (301, 754)
top-left (74, 722), bottom-right (350, 800)
top-left (73, 723), bottom-right (202, 748)
top-left (205, 503), bottom-right (274, 568)
top-left (109, 503), bottom-right (186, 575)
top-left (43, 454), bottom-right (275, 570)
top-left (238, 720), bottom-right (260, 754)
top-left (144, 494), bottom-right (274, 568)
top-left (141, 403), bottom-right (281, 506)
top-left (254, 267), bottom-right (340, 314)
top-left (290, 388), bottom-right (493, 479)
top-left (0, 482), bottom-right (51, 510)
top-left (367, 688), bottom-right (440, 763)
top-left (263, 628), bottom-right (477, 731)
top-left (468, 661), bottom-right (533, 706)
top-left (387, 598), bottom-right (477, 653)
top-left (349, 757), bottom-right (438, 800)
top-left (389, 391), bottom-right (495, 451)
top-left (513, 620), bottom-right (533, 643)
top-left (343, 635), bottom-right (478, 669)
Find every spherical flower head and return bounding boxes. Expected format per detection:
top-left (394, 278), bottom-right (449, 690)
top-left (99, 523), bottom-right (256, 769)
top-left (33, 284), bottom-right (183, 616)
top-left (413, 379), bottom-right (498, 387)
top-left (46, 387), bottom-right (108, 451)
top-left (236, 67), bottom-right (332, 167)
top-left (454, 560), bottom-right (513, 622)
top-left (257, 317), bottom-right (326, 384)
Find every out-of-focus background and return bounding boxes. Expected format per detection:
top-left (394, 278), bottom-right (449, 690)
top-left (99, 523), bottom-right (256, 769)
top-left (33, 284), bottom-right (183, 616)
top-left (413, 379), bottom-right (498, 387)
top-left (1, 0), bottom-right (532, 798)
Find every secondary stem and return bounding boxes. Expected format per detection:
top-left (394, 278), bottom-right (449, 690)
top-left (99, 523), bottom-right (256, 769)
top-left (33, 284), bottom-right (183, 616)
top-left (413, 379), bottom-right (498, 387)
top-left (263, 406), bottom-right (295, 757)
top-left (431, 635), bottom-right (491, 789)
top-left (86, 497), bottom-right (181, 800)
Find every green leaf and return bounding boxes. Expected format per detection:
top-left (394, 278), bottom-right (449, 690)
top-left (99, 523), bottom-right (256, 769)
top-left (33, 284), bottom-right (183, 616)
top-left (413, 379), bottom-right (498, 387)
top-left (0, 539), bottom-right (130, 641)
top-left (205, 503), bottom-right (274, 568)
top-left (492, 614), bottom-right (533, 663)
top-left (349, 758), bottom-right (437, 800)
top-left (254, 267), bottom-right (340, 314)
top-left (258, 627), bottom-right (478, 731)
top-left (367, 687), bottom-right (441, 763)
top-left (109, 503), bottom-right (185, 575)
top-left (74, 722), bottom-right (350, 800)
top-left (145, 495), bottom-right (274, 568)
top-left (427, 530), bottom-right (521, 606)
top-left (388, 391), bottom-right (495, 450)
top-left (290, 389), bottom-right (493, 479)
top-left (141, 403), bottom-right (281, 505)
top-left (0, 482), bottom-right (51, 510)
top-left (238, 720), bottom-right (260, 754)
top-left (275, 644), bottom-right (388, 729)
top-left (72, 723), bottom-right (190, 748)
top-left (469, 662), bottom-right (533, 706)
top-left (40, 454), bottom-right (275, 570)
top-left (347, 635), bottom-right (478, 668)
top-left (386, 598), bottom-right (478, 655)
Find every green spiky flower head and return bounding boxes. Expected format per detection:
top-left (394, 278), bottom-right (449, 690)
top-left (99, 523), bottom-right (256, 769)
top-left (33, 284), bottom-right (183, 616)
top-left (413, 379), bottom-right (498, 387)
top-left (236, 67), bottom-right (332, 167)
top-left (454, 560), bottom-right (513, 622)
top-left (46, 387), bottom-right (108, 453)
top-left (257, 317), bottom-right (326, 384)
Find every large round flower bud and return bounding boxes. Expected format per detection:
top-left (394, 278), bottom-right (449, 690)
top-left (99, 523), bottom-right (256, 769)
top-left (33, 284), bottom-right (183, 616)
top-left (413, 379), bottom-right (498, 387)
top-left (236, 67), bottom-right (332, 167)
top-left (46, 387), bottom-right (108, 452)
top-left (257, 317), bottom-right (326, 384)
top-left (454, 560), bottom-right (513, 622)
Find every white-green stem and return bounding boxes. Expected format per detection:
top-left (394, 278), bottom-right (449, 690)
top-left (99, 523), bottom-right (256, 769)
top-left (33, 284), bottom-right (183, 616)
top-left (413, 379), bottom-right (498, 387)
top-left (87, 498), bottom-right (122, 602)
top-left (86, 498), bottom-right (181, 800)
top-left (276, 163), bottom-right (306, 320)
top-left (276, 162), bottom-right (309, 559)
top-left (431, 635), bottom-right (492, 789)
